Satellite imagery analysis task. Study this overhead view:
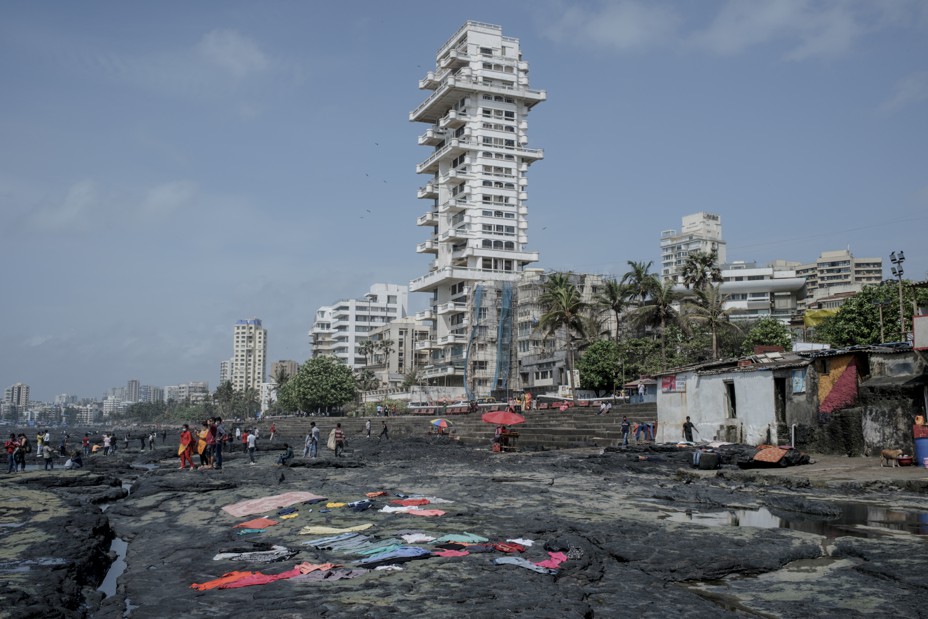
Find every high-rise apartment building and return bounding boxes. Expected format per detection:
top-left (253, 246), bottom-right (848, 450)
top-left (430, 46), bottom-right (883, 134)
top-left (796, 250), bottom-right (883, 305)
top-left (270, 360), bottom-right (300, 382)
top-left (4, 383), bottom-right (29, 407)
top-left (309, 284), bottom-right (409, 370)
top-left (232, 319), bottom-right (267, 392)
top-left (660, 212), bottom-right (727, 282)
top-left (126, 379), bottom-right (140, 403)
top-left (409, 21), bottom-right (545, 387)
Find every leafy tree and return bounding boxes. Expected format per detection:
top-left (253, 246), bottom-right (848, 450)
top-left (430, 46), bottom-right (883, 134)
top-left (272, 365), bottom-right (292, 389)
top-left (742, 317), bottom-right (792, 354)
top-left (277, 356), bottom-right (357, 413)
top-left (814, 282), bottom-right (928, 347)
top-left (213, 381), bottom-right (236, 418)
top-left (616, 337), bottom-right (662, 385)
top-left (594, 279), bottom-right (629, 341)
top-left (355, 369), bottom-right (380, 392)
top-left (629, 278), bottom-right (683, 370)
top-left (401, 370), bottom-right (420, 390)
top-left (536, 273), bottom-right (587, 401)
top-left (377, 339), bottom-right (395, 366)
top-left (684, 284), bottom-right (740, 359)
top-left (577, 339), bottom-right (621, 395)
top-left (358, 339), bottom-right (377, 367)
top-left (680, 250), bottom-right (722, 291)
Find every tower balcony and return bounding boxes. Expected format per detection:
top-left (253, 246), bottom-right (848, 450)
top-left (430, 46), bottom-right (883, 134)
top-left (439, 110), bottom-right (466, 129)
top-left (438, 334), bottom-right (467, 346)
top-left (416, 240), bottom-right (438, 254)
top-left (417, 183), bottom-right (438, 199)
top-left (440, 226), bottom-right (471, 242)
top-left (415, 339), bottom-right (439, 351)
top-left (415, 309), bottom-right (434, 321)
top-left (440, 167), bottom-right (471, 183)
top-left (437, 197), bottom-right (469, 215)
top-left (438, 48), bottom-right (469, 70)
top-left (416, 138), bottom-right (473, 174)
top-left (437, 301), bottom-right (468, 315)
top-left (417, 128), bottom-right (446, 146)
top-left (416, 211), bottom-right (438, 226)
top-left (410, 76), bottom-right (546, 123)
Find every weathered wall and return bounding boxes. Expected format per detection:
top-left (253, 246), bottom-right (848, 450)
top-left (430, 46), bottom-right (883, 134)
top-left (656, 371), bottom-right (777, 445)
top-left (812, 408), bottom-right (864, 455)
top-left (817, 354), bottom-right (858, 413)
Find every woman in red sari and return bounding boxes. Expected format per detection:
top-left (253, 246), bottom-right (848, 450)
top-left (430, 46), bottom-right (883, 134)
top-left (178, 424), bottom-right (194, 470)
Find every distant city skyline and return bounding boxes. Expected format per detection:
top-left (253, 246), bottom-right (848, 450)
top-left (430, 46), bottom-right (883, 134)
top-left (2, 2), bottom-right (926, 401)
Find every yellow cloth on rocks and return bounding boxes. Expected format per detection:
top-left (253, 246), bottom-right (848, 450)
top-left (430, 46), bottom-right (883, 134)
top-left (280, 513), bottom-right (299, 520)
top-left (299, 523), bottom-right (373, 535)
top-left (325, 502), bottom-right (346, 508)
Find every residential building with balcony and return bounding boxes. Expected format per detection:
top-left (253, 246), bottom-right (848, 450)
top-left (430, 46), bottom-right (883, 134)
top-left (309, 283), bottom-right (409, 370)
top-left (232, 319), bottom-right (267, 392)
top-left (796, 249), bottom-right (883, 308)
top-left (660, 212), bottom-right (727, 282)
top-left (365, 317), bottom-right (432, 389)
top-left (4, 383), bottom-right (29, 408)
top-left (715, 261), bottom-right (806, 323)
top-left (410, 21), bottom-right (545, 388)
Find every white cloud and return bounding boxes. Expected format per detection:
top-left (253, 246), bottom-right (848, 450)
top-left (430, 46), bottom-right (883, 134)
top-left (881, 71), bottom-right (928, 112)
top-left (196, 29), bottom-right (269, 79)
top-left (30, 179), bottom-right (99, 231)
top-left (542, 1), bottom-right (682, 51)
top-left (689, 0), bottom-right (862, 60)
top-left (139, 181), bottom-right (198, 220)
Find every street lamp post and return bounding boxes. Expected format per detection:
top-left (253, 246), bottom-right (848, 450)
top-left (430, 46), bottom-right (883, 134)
top-left (890, 251), bottom-right (906, 341)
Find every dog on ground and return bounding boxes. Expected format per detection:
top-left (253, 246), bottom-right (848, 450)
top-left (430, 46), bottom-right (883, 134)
top-left (880, 449), bottom-right (903, 467)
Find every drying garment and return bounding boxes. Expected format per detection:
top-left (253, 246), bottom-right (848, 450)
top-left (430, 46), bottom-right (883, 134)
top-left (535, 551), bottom-right (568, 569)
top-left (416, 496), bottom-right (453, 504)
top-left (353, 546), bottom-right (433, 569)
top-left (293, 568), bottom-right (368, 582)
top-left (433, 533), bottom-right (489, 544)
top-left (277, 507), bottom-right (298, 516)
top-left (355, 543), bottom-right (403, 557)
top-left (405, 509), bottom-right (446, 517)
top-left (223, 492), bottom-right (327, 518)
top-left (234, 517), bottom-right (277, 529)
top-left (212, 545), bottom-right (295, 563)
top-left (236, 529), bottom-right (265, 535)
top-left (432, 549), bottom-right (469, 557)
top-left (493, 556), bottom-right (557, 575)
top-left (401, 533), bottom-right (435, 544)
top-left (323, 536), bottom-right (372, 551)
top-left (374, 565), bottom-right (403, 571)
top-left (191, 571), bottom-right (258, 591)
top-left (366, 491), bottom-right (388, 498)
top-left (218, 566), bottom-right (303, 589)
top-left (390, 498), bottom-right (430, 507)
top-left (299, 523), bottom-right (374, 535)
top-left (380, 505), bottom-right (419, 513)
top-left (507, 538), bottom-right (534, 547)
top-left (348, 500), bottom-right (374, 512)
top-left (342, 538), bottom-right (404, 555)
top-left (301, 532), bottom-right (360, 548)
top-left (492, 542), bottom-right (526, 554)
top-left (460, 543), bottom-right (495, 554)
top-left (326, 502), bottom-right (347, 508)
top-left (296, 562), bottom-right (339, 574)
top-left (280, 513), bottom-right (299, 520)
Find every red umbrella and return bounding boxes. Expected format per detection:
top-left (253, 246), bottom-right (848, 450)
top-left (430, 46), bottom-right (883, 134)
top-left (481, 410), bottom-right (525, 426)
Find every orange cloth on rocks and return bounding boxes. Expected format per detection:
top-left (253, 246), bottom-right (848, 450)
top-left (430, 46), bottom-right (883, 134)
top-left (390, 498), bottom-right (430, 507)
top-left (234, 517), bottom-right (278, 529)
top-left (405, 509), bottom-right (445, 517)
top-left (366, 491), bottom-right (388, 498)
top-left (191, 571), bottom-right (257, 591)
top-left (753, 447), bottom-right (787, 464)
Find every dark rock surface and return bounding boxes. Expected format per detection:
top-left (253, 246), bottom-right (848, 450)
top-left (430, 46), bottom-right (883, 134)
top-left (3, 433), bottom-right (928, 618)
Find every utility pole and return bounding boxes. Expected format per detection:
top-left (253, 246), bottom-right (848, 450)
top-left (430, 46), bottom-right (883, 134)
top-left (890, 251), bottom-right (906, 341)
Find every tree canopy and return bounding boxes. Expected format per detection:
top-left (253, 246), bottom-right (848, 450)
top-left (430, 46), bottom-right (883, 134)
top-left (577, 339), bottom-right (621, 395)
top-left (742, 318), bottom-right (792, 353)
top-left (277, 356), bottom-right (357, 413)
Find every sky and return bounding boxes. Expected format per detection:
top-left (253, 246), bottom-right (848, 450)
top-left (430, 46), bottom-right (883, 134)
top-left (2, 1), bottom-right (927, 402)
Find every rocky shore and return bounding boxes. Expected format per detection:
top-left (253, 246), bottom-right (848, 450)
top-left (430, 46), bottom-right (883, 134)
top-left (3, 430), bottom-right (928, 618)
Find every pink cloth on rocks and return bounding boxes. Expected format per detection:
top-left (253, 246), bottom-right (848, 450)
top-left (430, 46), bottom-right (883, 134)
top-left (222, 492), bottom-right (326, 518)
top-left (218, 567), bottom-right (303, 588)
top-left (433, 549), bottom-right (469, 557)
top-left (404, 509), bottom-right (446, 517)
top-left (534, 551), bottom-right (568, 569)
top-left (234, 517), bottom-right (277, 529)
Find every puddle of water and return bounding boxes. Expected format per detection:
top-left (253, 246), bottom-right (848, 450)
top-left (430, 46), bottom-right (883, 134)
top-left (98, 538), bottom-right (128, 597)
top-left (656, 502), bottom-right (928, 538)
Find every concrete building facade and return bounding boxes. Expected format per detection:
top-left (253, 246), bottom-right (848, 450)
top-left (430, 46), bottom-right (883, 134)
top-left (796, 249), bottom-right (883, 307)
top-left (4, 383), bottom-right (29, 407)
top-left (409, 21), bottom-right (545, 388)
top-left (660, 212), bottom-right (727, 282)
top-left (232, 318), bottom-right (267, 392)
top-left (309, 283), bottom-right (409, 370)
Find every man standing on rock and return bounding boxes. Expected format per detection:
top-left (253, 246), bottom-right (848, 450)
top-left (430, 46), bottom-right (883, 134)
top-left (365, 419), bottom-right (371, 439)
top-left (309, 422), bottom-right (320, 458)
top-left (334, 423), bottom-right (346, 457)
top-left (379, 421), bottom-right (389, 442)
top-left (621, 417), bottom-right (630, 446)
top-left (683, 416), bottom-right (699, 443)
top-left (247, 429), bottom-right (257, 465)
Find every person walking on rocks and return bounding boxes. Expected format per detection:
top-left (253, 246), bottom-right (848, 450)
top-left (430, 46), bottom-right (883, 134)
top-left (379, 421), bottom-right (389, 442)
top-left (42, 441), bottom-right (56, 470)
top-left (178, 424), bottom-right (194, 470)
top-left (247, 429), bottom-right (257, 465)
top-left (682, 416), bottom-right (699, 443)
top-left (365, 419), bottom-right (371, 439)
top-left (82, 434), bottom-right (91, 456)
top-left (5, 433), bottom-right (18, 473)
top-left (234, 427), bottom-right (241, 452)
top-left (35, 431), bottom-right (44, 462)
top-left (621, 417), bottom-right (631, 446)
top-left (148, 432), bottom-right (155, 450)
top-left (269, 423), bottom-right (276, 442)
top-left (103, 433), bottom-right (112, 456)
top-left (309, 422), bottom-right (320, 458)
top-left (213, 417), bottom-right (227, 470)
top-left (333, 423), bottom-right (346, 457)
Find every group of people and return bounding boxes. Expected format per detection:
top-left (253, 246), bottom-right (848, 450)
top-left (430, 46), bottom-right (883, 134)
top-left (5, 430), bottom-right (87, 472)
top-left (177, 417), bottom-right (229, 470)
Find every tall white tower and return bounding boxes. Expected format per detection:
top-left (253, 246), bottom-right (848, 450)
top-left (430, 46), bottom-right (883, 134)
top-left (409, 21), bottom-right (545, 386)
top-left (232, 318), bottom-right (267, 392)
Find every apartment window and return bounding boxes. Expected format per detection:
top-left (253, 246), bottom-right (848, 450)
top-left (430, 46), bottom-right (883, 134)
top-left (480, 47), bottom-right (493, 56)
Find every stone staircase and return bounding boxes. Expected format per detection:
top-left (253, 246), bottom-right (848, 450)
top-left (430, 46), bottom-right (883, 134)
top-left (256, 403), bottom-right (658, 451)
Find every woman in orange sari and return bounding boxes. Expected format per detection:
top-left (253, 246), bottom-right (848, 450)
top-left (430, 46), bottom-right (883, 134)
top-left (178, 424), bottom-right (194, 470)
top-left (196, 420), bottom-right (211, 469)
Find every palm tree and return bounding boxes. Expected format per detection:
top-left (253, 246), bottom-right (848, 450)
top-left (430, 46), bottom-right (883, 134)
top-left (621, 260), bottom-right (657, 305)
top-left (358, 339), bottom-right (377, 367)
top-left (272, 365), bottom-right (291, 389)
top-left (377, 339), bottom-right (395, 367)
top-left (681, 250), bottom-right (722, 291)
top-left (630, 278), bottom-right (683, 370)
top-left (355, 369), bottom-right (380, 392)
top-left (595, 279), bottom-right (629, 341)
top-left (685, 284), bottom-right (740, 360)
top-left (536, 274), bottom-right (587, 402)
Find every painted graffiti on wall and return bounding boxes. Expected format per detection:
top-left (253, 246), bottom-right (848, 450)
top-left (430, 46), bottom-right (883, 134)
top-left (818, 355), bottom-right (858, 414)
